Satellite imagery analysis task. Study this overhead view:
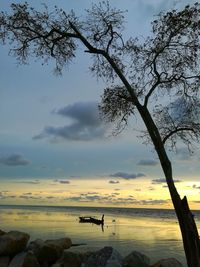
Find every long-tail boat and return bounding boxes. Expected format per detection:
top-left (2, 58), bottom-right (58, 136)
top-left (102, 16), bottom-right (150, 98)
top-left (79, 214), bottom-right (104, 225)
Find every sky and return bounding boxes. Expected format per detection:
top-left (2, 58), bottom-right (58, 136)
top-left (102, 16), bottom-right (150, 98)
top-left (0, 0), bottom-right (199, 209)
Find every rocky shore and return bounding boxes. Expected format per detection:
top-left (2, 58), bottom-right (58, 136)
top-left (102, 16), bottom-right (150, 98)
top-left (0, 229), bottom-right (183, 267)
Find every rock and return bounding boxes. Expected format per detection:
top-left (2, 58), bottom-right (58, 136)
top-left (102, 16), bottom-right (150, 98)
top-left (0, 230), bottom-right (6, 236)
top-left (151, 258), bottom-right (183, 267)
top-left (68, 245), bottom-right (102, 254)
top-left (52, 251), bottom-right (82, 267)
top-left (0, 256), bottom-right (10, 267)
top-left (0, 231), bottom-right (30, 256)
top-left (84, 246), bottom-right (123, 267)
top-left (8, 251), bottom-right (40, 267)
top-left (123, 251), bottom-right (150, 267)
top-left (45, 237), bottom-right (72, 250)
top-left (27, 237), bottom-right (72, 265)
top-left (68, 245), bottom-right (101, 262)
top-left (52, 246), bottom-right (101, 267)
top-left (27, 239), bottom-right (58, 264)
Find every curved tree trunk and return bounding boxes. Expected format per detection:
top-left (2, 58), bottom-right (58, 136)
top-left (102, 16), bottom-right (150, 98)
top-left (138, 105), bottom-right (200, 267)
top-left (98, 45), bottom-right (200, 267)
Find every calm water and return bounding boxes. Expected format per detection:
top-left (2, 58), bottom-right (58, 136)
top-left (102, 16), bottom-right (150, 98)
top-left (0, 205), bottom-right (200, 266)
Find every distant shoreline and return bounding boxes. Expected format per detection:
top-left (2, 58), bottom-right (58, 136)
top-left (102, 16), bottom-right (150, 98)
top-left (0, 203), bottom-right (199, 212)
top-left (0, 203), bottom-right (178, 211)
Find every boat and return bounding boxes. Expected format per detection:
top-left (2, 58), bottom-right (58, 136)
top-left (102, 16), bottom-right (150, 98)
top-left (79, 214), bottom-right (104, 225)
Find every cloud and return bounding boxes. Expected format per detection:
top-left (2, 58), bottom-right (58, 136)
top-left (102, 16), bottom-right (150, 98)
top-left (0, 154), bottom-right (30, 166)
top-left (152, 178), bottom-right (181, 184)
top-left (110, 172), bottom-right (145, 180)
top-left (34, 102), bottom-right (107, 141)
top-left (60, 191), bottom-right (169, 206)
top-left (193, 184), bottom-right (200, 189)
top-left (112, 192), bottom-right (120, 196)
top-left (54, 179), bottom-right (70, 184)
top-left (139, 199), bottom-right (168, 205)
top-left (137, 159), bottom-right (158, 166)
top-left (17, 180), bottom-right (40, 184)
top-left (64, 194), bottom-right (103, 202)
top-left (81, 191), bottom-right (98, 195)
top-left (109, 180), bottom-right (120, 184)
top-left (19, 194), bottom-right (42, 200)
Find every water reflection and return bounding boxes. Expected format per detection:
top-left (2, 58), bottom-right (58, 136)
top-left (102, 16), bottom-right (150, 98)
top-left (0, 205), bottom-right (196, 267)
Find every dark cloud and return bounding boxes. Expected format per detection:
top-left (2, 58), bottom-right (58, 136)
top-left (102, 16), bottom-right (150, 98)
top-left (137, 159), bottom-right (158, 166)
top-left (17, 180), bottom-right (40, 184)
top-left (54, 179), bottom-right (70, 184)
top-left (139, 199), bottom-right (168, 205)
top-left (84, 191), bottom-right (98, 194)
top-left (34, 102), bottom-right (107, 141)
top-left (83, 195), bottom-right (103, 201)
top-left (116, 197), bottom-right (136, 203)
top-left (64, 192), bottom-right (114, 203)
top-left (152, 178), bottom-right (181, 184)
top-left (193, 184), bottom-right (200, 189)
top-left (62, 192), bottom-right (168, 206)
top-left (64, 196), bottom-right (84, 202)
top-left (0, 154), bottom-right (30, 166)
top-left (19, 194), bottom-right (42, 200)
top-left (112, 192), bottom-right (120, 196)
top-left (0, 191), bottom-right (15, 200)
top-left (109, 180), bottom-right (120, 184)
top-left (110, 172), bottom-right (145, 180)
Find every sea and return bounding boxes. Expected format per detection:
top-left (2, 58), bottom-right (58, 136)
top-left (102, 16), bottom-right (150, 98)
top-left (0, 205), bottom-right (200, 266)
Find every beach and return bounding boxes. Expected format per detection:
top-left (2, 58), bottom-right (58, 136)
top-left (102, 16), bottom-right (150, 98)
top-left (1, 205), bottom-right (199, 266)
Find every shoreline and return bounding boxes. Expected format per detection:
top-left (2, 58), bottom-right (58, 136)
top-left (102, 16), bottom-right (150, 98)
top-left (0, 205), bottom-right (189, 266)
top-left (0, 228), bottom-right (185, 267)
top-left (1, 203), bottom-right (200, 211)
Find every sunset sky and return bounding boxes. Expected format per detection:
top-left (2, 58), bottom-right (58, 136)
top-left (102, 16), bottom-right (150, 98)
top-left (0, 0), bottom-right (199, 209)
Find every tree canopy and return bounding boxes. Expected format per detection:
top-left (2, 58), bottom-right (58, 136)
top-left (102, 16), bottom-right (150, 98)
top-left (1, 1), bottom-right (200, 151)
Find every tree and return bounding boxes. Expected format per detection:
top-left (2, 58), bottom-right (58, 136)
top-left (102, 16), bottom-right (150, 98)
top-left (0, 2), bottom-right (200, 266)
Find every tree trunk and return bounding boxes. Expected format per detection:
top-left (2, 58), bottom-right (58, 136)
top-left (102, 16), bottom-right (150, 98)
top-left (138, 105), bottom-right (200, 267)
top-left (164, 171), bottom-right (200, 267)
top-left (100, 49), bottom-right (200, 267)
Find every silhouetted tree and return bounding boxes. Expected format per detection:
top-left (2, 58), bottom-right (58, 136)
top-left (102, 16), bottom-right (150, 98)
top-left (1, 2), bottom-right (200, 266)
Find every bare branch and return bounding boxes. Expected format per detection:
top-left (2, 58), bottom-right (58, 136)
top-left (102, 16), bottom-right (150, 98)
top-left (163, 127), bottom-right (196, 144)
